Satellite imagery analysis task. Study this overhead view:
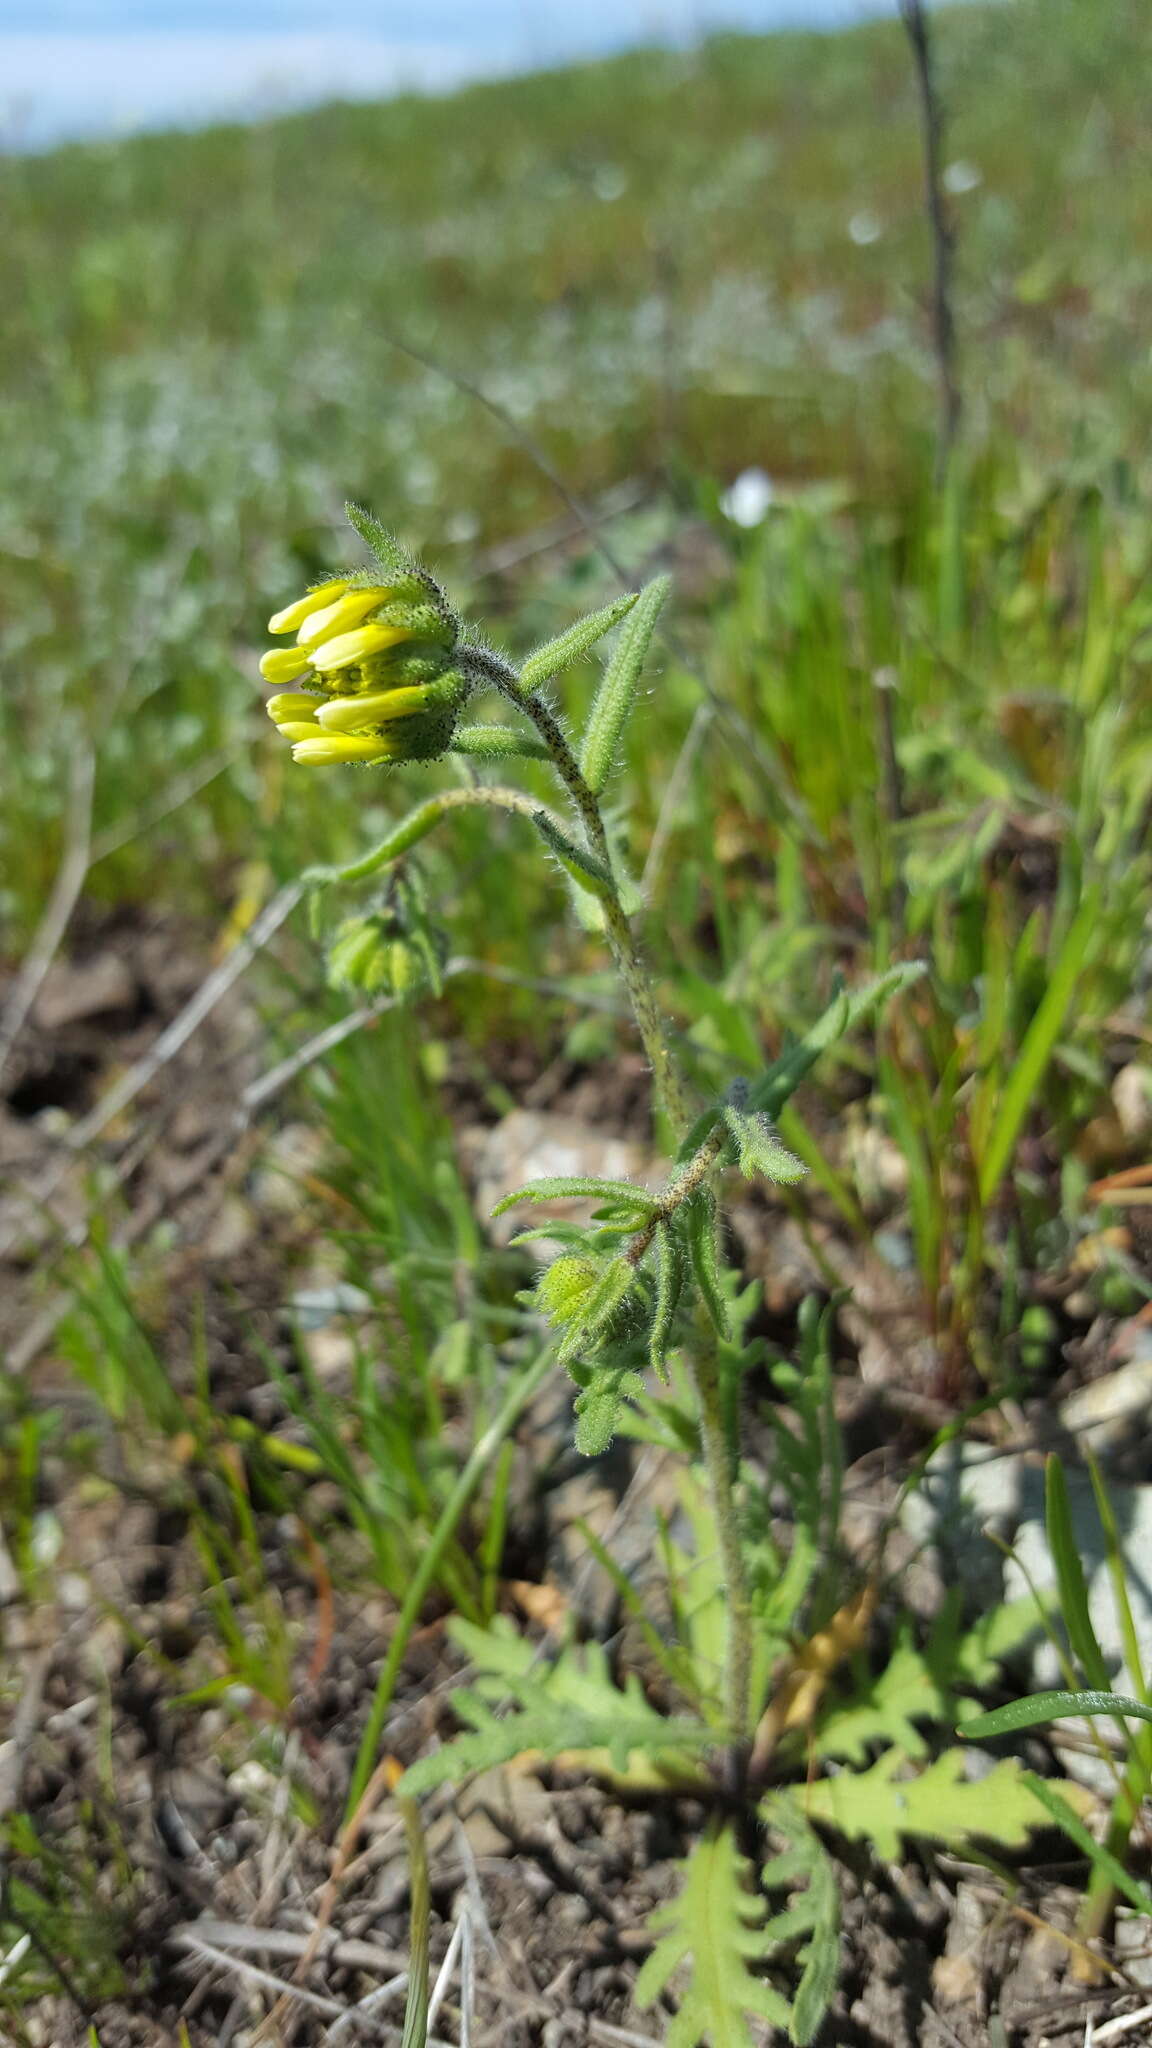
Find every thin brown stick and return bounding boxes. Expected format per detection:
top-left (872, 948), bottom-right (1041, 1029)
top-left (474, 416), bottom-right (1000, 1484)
top-left (0, 746), bottom-right (95, 1088)
top-left (899, 0), bottom-right (962, 469)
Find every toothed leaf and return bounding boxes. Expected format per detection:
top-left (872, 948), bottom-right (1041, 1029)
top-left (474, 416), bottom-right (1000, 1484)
top-left (634, 1821), bottom-right (792, 2046)
top-left (793, 1748), bottom-right (1089, 1862)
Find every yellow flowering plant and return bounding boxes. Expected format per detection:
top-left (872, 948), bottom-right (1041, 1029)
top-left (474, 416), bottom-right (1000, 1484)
top-left (266, 501), bottom-right (920, 1786)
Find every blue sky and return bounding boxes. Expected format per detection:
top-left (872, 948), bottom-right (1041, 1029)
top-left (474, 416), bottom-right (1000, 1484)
top-left (0, 1), bottom-right (894, 146)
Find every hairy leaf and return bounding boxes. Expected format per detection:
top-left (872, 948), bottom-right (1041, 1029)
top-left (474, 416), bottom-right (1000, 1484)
top-left (519, 592), bottom-right (640, 693)
top-left (491, 1176), bottom-right (659, 1219)
top-left (684, 1187), bottom-right (730, 1338)
top-left (571, 1355), bottom-right (647, 1455)
top-left (555, 1258), bottom-right (637, 1366)
top-left (450, 725), bottom-right (551, 760)
top-left (344, 501), bottom-right (418, 578)
top-left (649, 1220), bottom-right (686, 1379)
top-left (634, 1821), bottom-right (792, 2046)
top-left (760, 1798), bottom-right (841, 2047)
top-left (580, 575), bottom-right (671, 795)
top-left (531, 810), bottom-right (615, 899)
top-left (722, 1099), bottom-right (807, 1186)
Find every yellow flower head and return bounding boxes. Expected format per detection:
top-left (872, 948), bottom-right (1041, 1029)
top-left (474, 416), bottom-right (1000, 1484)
top-left (260, 528), bottom-right (469, 767)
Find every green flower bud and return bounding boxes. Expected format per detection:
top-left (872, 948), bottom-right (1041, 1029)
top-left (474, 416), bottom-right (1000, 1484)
top-left (535, 1255), bottom-right (602, 1327)
top-left (326, 906), bottom-right (446, 1001)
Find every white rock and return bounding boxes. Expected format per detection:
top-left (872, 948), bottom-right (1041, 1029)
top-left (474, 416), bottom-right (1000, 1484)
top-left (1059, 1353), bottom-right (1152, 1453)
top-left (904, 1443), bottom-right (1152, 1694)
top-left (471, 1109), bottom-right (655, 1261)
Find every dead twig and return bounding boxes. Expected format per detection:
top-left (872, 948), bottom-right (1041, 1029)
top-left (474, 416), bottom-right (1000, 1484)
top-left (0, 1648), bottom-right (53, 1822)
top-left (0, 745), bottom-right (95, 1089)
top-left (899, 0), bottom-right (962, 470)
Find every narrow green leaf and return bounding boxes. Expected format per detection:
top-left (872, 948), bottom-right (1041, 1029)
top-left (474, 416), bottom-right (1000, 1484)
top-left (491, 1176), bottom-right (659, 1219)
top-left (1023, 1774), bottom-right (1152, 1917)
top-left (397, 1782), bottom-right (431, 2048)
top-left (519, 592), bottom-right (640, 693)
top-left (977, 891), bottom-right (1100, 1203)
top-left (451, 725), bottom-right (551, 760)
top-left (1089, 1453), bottom-right (1152, 1706)
top-left (1045, 1455), bottom-right (1110, 1693)
top-left (580, 575), bottom-right (671, 796)
top-left (960, 1689), bottom-right (1152, 1740)
top-left (344, 501), bottom-right (417, 578)
top-left (649, 1221), bottom-right (686, 1379)
top-left (531, 810), bottom-right (615, 899)
top-left (685, 1188), bottom-right (730, 1339)
top-left (739, 963), bottom-right (926, 1128)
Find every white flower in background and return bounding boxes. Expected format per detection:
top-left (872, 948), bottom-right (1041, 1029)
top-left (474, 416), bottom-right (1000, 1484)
top-left (943, 159), bottom-right (982, 195)
top-left (721, 467), bottom-right (775, 527)
top-left (848, 209), bottom-right (883, 247)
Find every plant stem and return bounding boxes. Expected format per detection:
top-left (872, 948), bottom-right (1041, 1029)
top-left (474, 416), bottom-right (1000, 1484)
top-left (486, 654), bottom-right (754, 1738)
top-left (694, 1338), bottom-right (753, 1740)
top-left (345, 1340), bottom-right (555, 1820)
top-left (481, 656), bottom-right (691, 1136)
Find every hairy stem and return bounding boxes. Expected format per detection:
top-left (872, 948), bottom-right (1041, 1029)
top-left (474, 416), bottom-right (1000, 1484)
top-left (478, 647), bottom-right (752, 1738)
top-left (475, 648), bottom-right (691, 1136)
top-left (694, 1342), bottom-right (753, 1741)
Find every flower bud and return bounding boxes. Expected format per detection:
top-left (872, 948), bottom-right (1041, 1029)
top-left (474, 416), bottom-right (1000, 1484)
top-left (326, 908), bottom-right (444, 1001)
top-left (260, 529), bottom-right (469, 768)
top-left (535, 1255), bottom-right (601, 1327)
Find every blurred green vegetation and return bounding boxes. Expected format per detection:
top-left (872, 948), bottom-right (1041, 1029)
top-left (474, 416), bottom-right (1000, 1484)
top-left (3, 0), bottom-right (1152, 935)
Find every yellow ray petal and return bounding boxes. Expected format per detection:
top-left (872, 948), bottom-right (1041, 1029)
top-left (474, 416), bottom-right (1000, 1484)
top-left (292, 734), bottom-right (394, 765)
top-left (266, 691), bottom-right (320, 723)
top-left (309, 622), bottom-right (417, 674)
top-left (260, 646), bottom-right (313, 684)
top-left (315, 686), bottom-right (429, 732)
top-left (267, 579), bottom-right (349, 635)
top-left (295, 587), bottom-right (398, 648)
